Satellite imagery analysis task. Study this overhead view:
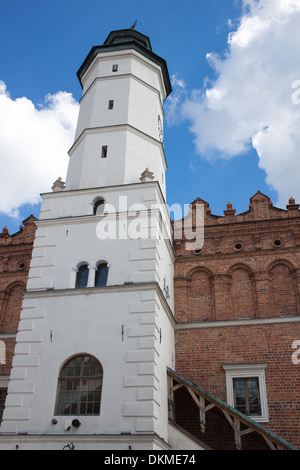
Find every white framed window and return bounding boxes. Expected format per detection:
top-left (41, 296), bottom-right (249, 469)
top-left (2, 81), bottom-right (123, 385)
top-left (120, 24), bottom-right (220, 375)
top-left (222, 363), bottom-right (269, 422)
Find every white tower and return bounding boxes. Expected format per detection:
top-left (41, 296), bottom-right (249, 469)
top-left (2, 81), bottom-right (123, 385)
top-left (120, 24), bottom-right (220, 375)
top-left (0, 29), bottom-right (176, 450)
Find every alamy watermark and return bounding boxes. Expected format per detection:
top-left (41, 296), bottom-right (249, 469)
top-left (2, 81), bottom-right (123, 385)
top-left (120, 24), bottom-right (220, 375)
top-left (0, 340), bottom-right (6, 365)
top-left (291, 80), bottom-right (300, 104)
top-left (95, 197), bottom-right (204, 251)
top-left (292, 340), bottom-right (300, 365)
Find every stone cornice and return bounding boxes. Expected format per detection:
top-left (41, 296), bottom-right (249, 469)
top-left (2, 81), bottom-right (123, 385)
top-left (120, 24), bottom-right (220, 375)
top-left (24, 281), bottom-right (176, 328)
top-left (175, 315), bottom-right (300, 330)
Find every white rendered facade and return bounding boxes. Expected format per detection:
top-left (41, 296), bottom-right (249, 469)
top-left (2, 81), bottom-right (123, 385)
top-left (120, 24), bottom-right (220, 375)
top-left (0, 30), bottom-right (192, 450)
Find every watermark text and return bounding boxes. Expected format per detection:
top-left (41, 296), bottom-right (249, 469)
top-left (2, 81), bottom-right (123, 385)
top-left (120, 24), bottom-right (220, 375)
top-left (95, 198), bottom-right (204, 250)
top-left (291, 80), bottom-right (300, 104)
top-left (292, 340), bottom-right (300, 365)
top-left (0, 340), bottom-right (6, 365)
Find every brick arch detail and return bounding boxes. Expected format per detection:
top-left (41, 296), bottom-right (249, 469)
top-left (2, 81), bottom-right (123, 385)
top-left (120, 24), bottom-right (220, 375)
top-left (268, 261), bottom-right (299, 317)
top-left (185, 265), bottom-right (214, 279)
top-left (187, 267), bottom-right (215, 322)
top-left (0, 281), bottom-right (26, 333)
top-left (227, 262), bottom-right (254, 276)
top-left (267, 258), bottom-right (298, 273)
top-left (227, 264), bottom-right (256, 320)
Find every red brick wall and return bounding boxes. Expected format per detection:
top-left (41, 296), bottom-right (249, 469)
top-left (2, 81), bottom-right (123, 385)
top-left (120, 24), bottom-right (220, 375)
top-left (175, 323), bottom-right (300, 445)
top-left (0, 216), bottom-right (36, 381)
top-left (173, 193), bottom-right (300, 449)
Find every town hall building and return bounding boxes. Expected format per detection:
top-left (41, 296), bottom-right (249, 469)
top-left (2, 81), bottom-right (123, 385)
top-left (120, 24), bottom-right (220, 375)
top-left (0, 28), bottom-right (299, 451)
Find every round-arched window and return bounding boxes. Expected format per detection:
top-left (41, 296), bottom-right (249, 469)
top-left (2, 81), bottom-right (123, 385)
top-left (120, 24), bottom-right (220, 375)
top-left (95, 263), bottom-right (108, 287)
top-left (75, 264), bottom-right (89, 289)
top-left (55, 355), bottom-right (103, 416)
top-left (93, 199), bottom-right (105, 215)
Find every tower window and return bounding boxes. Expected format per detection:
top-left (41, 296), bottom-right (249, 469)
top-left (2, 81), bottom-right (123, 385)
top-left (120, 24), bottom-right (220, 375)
top-left (75, 264), bottom-right (89, 289)
top-left (101, 146), bottom-right (108, 159)
top-left (95, 263), bottom-right (109, 287)
top-left (93, 199), bottom-right (105, 215)
top-left (112, 64), bottom-right (118, 72)
top-left (55, 355), bottom-right (103, 416)
top-left (108, 100), bottom-right (114, 110)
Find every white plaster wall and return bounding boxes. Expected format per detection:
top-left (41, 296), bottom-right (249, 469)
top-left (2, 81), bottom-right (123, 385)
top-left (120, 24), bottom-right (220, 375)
top-left (66, 51), bottom-right (166, 192)
top-left (81, 51), bottom-right (165, 101)
top-left (75, 76), bottom-right (130, 140)
top-left (2, 286), bottom-right (175, 440)
top-left (66, 129), bottom-right (128, 190)
top-left (127, 77), bottom-right (162, 140)
top-left (66, 128), bottom-right (166, 192)
top-left (1, 182), bottom-right (175, 442)
top-left (39, 184), bottom-right (167, 223)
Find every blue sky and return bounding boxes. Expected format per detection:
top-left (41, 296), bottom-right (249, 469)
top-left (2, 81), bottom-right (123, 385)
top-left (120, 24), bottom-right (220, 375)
top-left (1, 0), bottom-right (300, 233)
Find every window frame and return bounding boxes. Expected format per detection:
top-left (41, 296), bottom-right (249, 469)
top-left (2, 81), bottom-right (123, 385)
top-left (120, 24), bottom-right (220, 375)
top-left (75, 264), bottom-right (89, 289)
top-left (95, 263), bottom-right (109, 287)
top-left (233, 377), bottom-right (261, 416)
top-left (55, 355), bottom-right (103, 417)
top-left (93, 198), bottom-right (105, 215)
top-left (222, 363), bottom-right (269, 422)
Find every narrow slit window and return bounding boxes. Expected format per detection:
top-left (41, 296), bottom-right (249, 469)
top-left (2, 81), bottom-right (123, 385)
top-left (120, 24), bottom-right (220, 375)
top-left (95, 263), bottom-right (109, 287)
top-left (108, 100), bottom-right (114, 110)
top-left (101, 146), bottom-right (108, 159)
top-left (112, 64), bottom-right (118, 72)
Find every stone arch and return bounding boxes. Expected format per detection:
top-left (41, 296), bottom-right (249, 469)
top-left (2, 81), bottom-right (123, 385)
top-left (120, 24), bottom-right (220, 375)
top-left (228, 264), bottom-right (256, 320)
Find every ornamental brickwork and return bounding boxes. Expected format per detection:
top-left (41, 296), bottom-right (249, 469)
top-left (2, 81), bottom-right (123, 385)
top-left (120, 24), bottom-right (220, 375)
top-left (173, 192), bottom-right (300, 449)
top-left (0, 216), bottom-right (36, 390)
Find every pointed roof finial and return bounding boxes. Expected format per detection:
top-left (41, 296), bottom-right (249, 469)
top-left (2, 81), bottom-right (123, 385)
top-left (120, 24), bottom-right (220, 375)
top-left (131, 20), bottom-right (137, 29)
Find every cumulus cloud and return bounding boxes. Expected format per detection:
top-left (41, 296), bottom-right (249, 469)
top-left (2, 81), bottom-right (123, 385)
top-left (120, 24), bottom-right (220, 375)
top-left (0, 82), bottom-right (79, 217)
top-left (171, 0), bottom-right (300, 207)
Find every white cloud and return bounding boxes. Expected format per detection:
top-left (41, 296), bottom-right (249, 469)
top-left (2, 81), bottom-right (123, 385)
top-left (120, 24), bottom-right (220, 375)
top-left (174, 0), bottom-right (300, 207)
top-left (165, 74), bottom-right (188, 126)
top-left (0, 82), bottom-right (79, 217)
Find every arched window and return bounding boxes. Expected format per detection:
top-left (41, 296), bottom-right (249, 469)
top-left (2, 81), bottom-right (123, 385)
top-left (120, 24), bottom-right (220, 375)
top-left (55, 355), bottom-right (103, 416)
top-left (95, 263), bottom-right (109, 287)
top-left (75, 264), bottom-right (89, 289)
top-left (93, 199), bottom-right (105, 215)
